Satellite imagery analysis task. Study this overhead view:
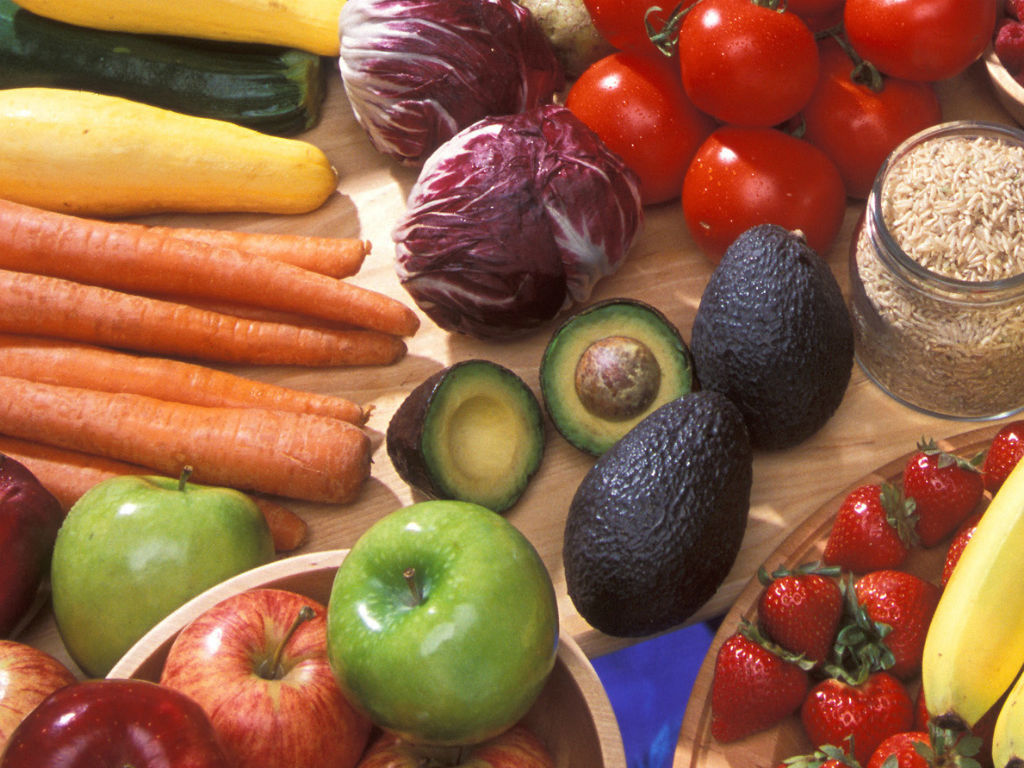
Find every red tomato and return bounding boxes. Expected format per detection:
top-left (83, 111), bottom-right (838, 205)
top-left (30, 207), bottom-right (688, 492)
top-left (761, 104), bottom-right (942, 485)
top-left (802, 40), bottom-right (943, 198)
top-left (682, 126), bottom-right (847, 262)
top-left (582, 0), bottom-right (673, 55)
top-left (786, 0), bottom-right (844, 16)
top-left (566, 50), bottom-right (716, 205)
top-left (844, 0), bottom-right (998, 81)
top-left (787, 0), bottom-right (845, 32)
top-left (677, 0), bottom-right (819, 127)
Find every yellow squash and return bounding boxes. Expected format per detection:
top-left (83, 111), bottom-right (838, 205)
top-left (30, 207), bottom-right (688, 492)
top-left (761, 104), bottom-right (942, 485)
top-left (11, 0), bottom-right (345, 56)
top-left (0, 87), bottom-right (338, 217)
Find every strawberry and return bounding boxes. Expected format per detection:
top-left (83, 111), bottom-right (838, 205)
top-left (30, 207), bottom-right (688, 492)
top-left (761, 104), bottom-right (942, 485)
top-left (902, 439), bottom-right (984, 548)
top-left (757, 562), bottom-right (843, 665)
top-left (866, 730), bottom-right (932, 768)
top-left (867, 724), bottom-right (984, 768)
top-left (852, 570), bottom-right (940, 680)
top-left (710, 621), bottom-right (812, 743)
top-left (776, 741), bottom-right (860, 768)
top-left (941, 512), bottom-right (983, 587)
top-left (823, 483), bottom-right (917, 573)
top-left (801, 671), bottom-right (915, 766)
top-left (982, 420), bottom-right (1024, 494)
top-left (1011, 0), bottom-right (1024, 20)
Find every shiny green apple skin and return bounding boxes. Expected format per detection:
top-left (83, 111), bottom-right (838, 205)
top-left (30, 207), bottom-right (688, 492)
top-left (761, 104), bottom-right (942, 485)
top-left (51, 474), bottom-right (275, 677)
top-left (326, 500), bottom-right (559, 747)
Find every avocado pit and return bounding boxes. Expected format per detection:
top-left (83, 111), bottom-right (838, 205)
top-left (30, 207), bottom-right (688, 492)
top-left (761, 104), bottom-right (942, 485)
top-left (574, 336), bottom-right (661, 421)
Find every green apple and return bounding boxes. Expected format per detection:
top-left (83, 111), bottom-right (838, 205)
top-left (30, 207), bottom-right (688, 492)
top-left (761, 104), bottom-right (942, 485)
top-left (326, 500), bottom-right (559, 747)
top-left (51, 471), bottom-right (275, 677)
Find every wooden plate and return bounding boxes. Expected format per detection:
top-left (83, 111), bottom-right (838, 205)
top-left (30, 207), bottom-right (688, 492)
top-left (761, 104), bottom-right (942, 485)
top-left (108, 549), bottom-right (627, 768)
top-left (673, 424), bottom-right (1003, 768)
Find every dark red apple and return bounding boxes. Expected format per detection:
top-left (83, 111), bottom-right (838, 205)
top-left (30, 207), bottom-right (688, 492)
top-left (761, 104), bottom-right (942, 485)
top-left (355, 724), bottom-right (555, 768)
top-left (0, 639), bottom-right (77, 752)
top-left (0, 678), bottom-right (231, 767)
top-left (0, 453), bottom-right (64, 637)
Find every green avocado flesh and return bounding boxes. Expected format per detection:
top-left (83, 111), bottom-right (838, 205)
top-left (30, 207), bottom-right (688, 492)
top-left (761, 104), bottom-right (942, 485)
top-left (540, 298), bottom-right (693, 455)
top-left (386, 360), bottom-right (545, 514)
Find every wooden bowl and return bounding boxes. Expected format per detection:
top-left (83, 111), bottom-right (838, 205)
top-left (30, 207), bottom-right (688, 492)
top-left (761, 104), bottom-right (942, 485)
top-left (985, 43), bottom-right (1024, 128)
top-left (108, 549), bottom-right (626, 768)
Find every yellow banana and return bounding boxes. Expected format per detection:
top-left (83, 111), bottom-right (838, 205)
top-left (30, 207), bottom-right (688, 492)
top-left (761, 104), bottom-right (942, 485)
top-left (921, 456), bottom-right (1024, 731)
top-left (993, 668), bottom-right (1024, 767)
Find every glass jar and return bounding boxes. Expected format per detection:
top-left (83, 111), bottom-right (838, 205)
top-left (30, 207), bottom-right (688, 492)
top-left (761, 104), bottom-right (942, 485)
top-left (849, 120), bottom-right (1024, 420)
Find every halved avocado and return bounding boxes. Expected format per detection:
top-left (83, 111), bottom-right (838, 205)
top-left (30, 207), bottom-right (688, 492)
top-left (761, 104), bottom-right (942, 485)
top-left (539, 298), bottom-right (694, 455)
top-left (386, 360), bottom-right (545, 513)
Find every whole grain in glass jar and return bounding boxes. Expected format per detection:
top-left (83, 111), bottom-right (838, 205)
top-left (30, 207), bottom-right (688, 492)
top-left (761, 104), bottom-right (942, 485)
top-left (849, 121), bottom-right (1024, 419)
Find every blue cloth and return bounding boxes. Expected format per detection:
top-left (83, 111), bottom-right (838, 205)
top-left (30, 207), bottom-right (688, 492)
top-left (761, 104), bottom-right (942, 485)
top-left (592, 620), bottom-right (720, 768)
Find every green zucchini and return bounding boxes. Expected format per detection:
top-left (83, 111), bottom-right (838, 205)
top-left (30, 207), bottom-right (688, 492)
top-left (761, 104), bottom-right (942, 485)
top-left (0, 0), bottom-right (326, 136)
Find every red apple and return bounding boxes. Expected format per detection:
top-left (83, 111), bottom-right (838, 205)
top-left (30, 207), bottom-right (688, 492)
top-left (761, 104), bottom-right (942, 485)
top-left (160, 587), bottom-right (371, 768)
top-left (0, 454), bottom-right (64, 637)
top-left (0, 640), bottom-right (77, 751)
top-left (356, 724), bottom-right (555, 767)
top-left (0, 678), bottom-right (231, 767)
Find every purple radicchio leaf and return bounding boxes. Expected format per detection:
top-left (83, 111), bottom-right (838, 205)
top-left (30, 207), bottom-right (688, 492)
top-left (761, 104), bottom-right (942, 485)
top-left (338, 0), bottom-right (564, 165)
top-left (393, 104), bottom-right (644, 340)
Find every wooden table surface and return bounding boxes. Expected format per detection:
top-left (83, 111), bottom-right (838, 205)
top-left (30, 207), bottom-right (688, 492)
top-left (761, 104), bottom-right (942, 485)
top-left (16, 57), bottom-right (1020, 675)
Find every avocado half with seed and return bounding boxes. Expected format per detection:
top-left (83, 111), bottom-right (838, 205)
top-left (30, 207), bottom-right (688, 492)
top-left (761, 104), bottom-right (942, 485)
top-left (539, 298), bottom-right (694, 455)
top-left (386, 360), bottom-right (545, 514)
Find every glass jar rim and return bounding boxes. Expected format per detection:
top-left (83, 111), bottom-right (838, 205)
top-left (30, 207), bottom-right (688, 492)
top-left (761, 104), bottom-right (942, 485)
top-left (867, 119), bottom-right (1024, 299)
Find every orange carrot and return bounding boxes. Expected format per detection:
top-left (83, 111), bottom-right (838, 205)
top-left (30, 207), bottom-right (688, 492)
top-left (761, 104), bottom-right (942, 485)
top-left (165, 227), bottom-right (369, 278)
top-left (0, 269), bottom-right (407, 367)
top-left (0, 376), bottom-right (372, 504)
top-left (143, 293), bottom-right (361, 331)
top-left (253, 497), bottom-right (309, 552)
top-left (0, 334), bottom-right (368, 425)
top-left (0, 434), bottom-right (138, 511)
top-left (0, 435), bottom-right (308, 551)
top-left (0, 198), bottom-right (419, 337)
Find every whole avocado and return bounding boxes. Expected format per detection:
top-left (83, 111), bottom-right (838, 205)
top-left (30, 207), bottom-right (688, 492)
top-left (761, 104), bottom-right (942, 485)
top-left (563, 390), bottom-right (752, 638)
top-left (691, 224), bottom-right (853, 451)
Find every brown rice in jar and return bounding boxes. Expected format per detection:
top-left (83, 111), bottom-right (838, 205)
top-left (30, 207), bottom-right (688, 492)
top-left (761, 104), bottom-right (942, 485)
top-left (849, 120), bottom-right (1024, 419)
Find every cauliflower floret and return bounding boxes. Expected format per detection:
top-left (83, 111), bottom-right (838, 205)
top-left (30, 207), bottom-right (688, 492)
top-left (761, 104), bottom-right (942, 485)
top-left (517, 0), bottom-right (614, 78)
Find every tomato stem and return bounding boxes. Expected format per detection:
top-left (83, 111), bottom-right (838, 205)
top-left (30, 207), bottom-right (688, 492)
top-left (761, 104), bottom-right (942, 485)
top-left (645, 0), bottom-right (695, 56)
top-left (817, 24), bottom-right (886, 92)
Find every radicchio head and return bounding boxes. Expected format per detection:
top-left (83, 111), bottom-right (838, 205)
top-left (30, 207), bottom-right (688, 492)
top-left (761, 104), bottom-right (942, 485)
top-left (393, 104), bottom-right (644, 340)
top-left (338, 0), bottom-right (564, 165)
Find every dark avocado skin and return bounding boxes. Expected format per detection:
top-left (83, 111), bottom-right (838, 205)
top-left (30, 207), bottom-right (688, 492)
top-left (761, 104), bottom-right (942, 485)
top-left (386, 367), bottom-right (448, 499)
top-left (691, 224), bottom-right (854, 451)
top-left (563, 390), bottom-right (752, 638)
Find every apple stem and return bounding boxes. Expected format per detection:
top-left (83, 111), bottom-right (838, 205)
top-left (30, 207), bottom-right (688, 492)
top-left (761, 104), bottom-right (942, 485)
top-left (403, 567), bottom-right (423, 606)
top-left (258, 605), bottom-right (316, 680)
top-left (178, 465), bottom-right (194, 491)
